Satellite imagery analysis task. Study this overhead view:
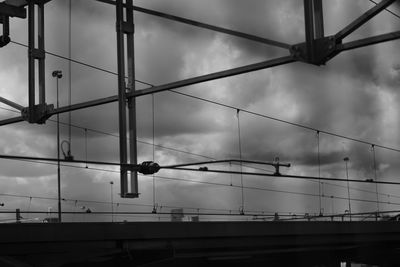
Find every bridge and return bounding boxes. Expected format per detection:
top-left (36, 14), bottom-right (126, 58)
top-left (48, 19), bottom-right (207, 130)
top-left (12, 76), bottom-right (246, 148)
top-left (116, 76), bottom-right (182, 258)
top-left (0, 221), bottom-right (400, 266)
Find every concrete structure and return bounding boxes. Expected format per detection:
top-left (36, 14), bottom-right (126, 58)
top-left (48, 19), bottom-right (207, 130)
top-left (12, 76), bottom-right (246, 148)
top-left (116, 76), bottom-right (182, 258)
top-left (0, 221), bottom-right (400, 266)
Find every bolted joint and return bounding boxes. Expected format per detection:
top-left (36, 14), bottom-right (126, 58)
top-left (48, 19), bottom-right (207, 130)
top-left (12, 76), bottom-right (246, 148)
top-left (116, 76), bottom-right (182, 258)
top-left (21, 103), bottom-right (54, 124)
top-left (291, 35), bottom-right (339, 66)
top-left (138, 161), bottom-right (160, 175)
top-left (0, 35), bottom-right (10, 47)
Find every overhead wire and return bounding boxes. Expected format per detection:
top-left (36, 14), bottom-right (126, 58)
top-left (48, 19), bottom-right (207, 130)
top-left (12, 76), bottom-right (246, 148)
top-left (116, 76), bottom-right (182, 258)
top-left (1, 156), bottom-right (399, 212)
top-left (7, 40), bottom-right (400, 155)
top-left (368, 0), bottom-right (400, 20)
top-left (4, 3), bottom-right (400, 216)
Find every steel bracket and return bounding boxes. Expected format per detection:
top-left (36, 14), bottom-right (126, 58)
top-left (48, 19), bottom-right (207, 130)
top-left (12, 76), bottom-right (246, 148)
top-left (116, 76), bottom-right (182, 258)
top-left (21, 103), bottom-right (54, 124)
top-left (122, 21), bottom-right (134, 34)
top-left (29, 48), bottom-right (45, 59)
top-left (291, 36), bottom-right (339, 66)
top-left (0, 15), bottom-right (10, 47)
top-left (0, 2), bottom-right (26, 18)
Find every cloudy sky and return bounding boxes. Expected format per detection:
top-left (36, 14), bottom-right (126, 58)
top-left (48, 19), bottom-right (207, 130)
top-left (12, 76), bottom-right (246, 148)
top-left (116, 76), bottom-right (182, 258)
top-left (0, 0), bottom-right (399, 222)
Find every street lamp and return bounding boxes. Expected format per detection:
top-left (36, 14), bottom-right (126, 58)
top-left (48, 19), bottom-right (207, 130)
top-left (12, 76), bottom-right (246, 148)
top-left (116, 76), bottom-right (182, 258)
top-left (343, 157), bottom-right (351, 221)
top-left (110, 181), bottom-right (114, 222)
top-left (52, 70), bottom-right (62, 223)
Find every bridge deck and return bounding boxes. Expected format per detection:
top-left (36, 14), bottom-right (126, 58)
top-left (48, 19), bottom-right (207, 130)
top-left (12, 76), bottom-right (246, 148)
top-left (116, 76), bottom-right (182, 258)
top-left (0, 221), bottom-right (400, 266)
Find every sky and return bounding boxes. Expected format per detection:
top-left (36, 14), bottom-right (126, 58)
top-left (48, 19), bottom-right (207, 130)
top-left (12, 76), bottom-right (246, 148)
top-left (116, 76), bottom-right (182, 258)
top-left (0, 0), bottom-right (399, 222)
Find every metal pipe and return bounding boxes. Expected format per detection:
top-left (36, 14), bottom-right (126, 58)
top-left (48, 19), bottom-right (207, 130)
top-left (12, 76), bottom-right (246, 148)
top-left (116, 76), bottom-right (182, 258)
top-left (335, 0), bottom-right (396, 41)
top-left (28, 1), bottom-right (35, 115)
top-left (38, 3), bottom-right (45, 105)
top-left (132, 56), bottom-right (296, 97)
top-left (0, 96), bottom-right (24, 111)
top-left (95, 0), bottom-right (291, 49)
top-left (55, 74), bottom-right (62, 223)
top-left (163, 159), bottom-right (290, 169)
top-left (127, 0), bottom-right (138, 197)
top-left (116, 0), bottom-right (128, 197)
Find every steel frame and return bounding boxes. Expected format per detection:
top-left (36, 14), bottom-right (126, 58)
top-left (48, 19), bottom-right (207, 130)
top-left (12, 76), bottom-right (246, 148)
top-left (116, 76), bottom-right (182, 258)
top-left (0, 0), bottom-right (399, 198)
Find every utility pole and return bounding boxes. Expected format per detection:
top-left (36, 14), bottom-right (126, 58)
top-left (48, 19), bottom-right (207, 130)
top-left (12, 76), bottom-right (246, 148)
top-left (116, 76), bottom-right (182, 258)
top-left (343, 157), bottom-right (351, 221)
top-left (52, 70), bottom-right (62, 223)
top-left (110, 181), bottom-right (114, 222)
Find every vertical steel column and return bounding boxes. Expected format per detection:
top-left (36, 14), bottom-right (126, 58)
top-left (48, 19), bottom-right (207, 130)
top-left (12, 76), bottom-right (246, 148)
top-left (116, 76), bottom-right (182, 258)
top-left (116, 0), bottom-right (129, 197)
top-left (313, 0), bottom-right (324, 39)
top-left (304, 0), bottom-right (315, 62)
top-left (126, 0), bottom-right (138, 197)
top-left (28, 1), bottom-right (35, 114)
top-left (304, 0), bottom-right (324, 63)
top-left (38, 3), bottom-right (45, 105)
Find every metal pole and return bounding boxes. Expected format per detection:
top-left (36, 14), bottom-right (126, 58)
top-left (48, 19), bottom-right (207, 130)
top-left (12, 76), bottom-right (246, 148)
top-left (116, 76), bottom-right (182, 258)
top-left (57, 77), bottom-right (61, 223)
top-left (53, 70), bottom-right (63, 223)
top-left (110, 181), bottom-right (114, 222)
top-left (116, 0), bottom-right (128, 196)
top-left (28, 1), bottom-right (35, 116)
top-left (127, 0), bottom-right (139, 197)
top-left (38, 3), bottom-right (45, 105)
top-left (344, 157), bottom-right (351, 221)
top-left (372, 145), bottom-right (379, 220)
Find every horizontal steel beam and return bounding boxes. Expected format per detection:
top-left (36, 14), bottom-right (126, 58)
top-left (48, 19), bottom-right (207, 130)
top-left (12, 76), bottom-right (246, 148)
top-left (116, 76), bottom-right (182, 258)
top-left (337, 30), bottom-right (400, 51)
top-left (335, 0), bottom-right (396, 41)
top-left (0, 56), bottom-right (294, 126)
top-left (132, 56), bottom-right (296, 97)
top-left (52, 95), bottom-right (118, 115)
top-left (0, 2), bottom-right (26, 18)
top-left (95, 0), bottom-right (291, 49)
top-left (0, 96), bottom-right (23, 111)
top-left (0, 116), bottom-right (23, 126)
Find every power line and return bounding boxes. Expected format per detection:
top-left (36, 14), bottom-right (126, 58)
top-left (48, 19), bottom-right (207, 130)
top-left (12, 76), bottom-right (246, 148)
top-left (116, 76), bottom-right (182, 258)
top-left (2, 155), bottom-right (400, 208)
top-left (9, 40), bottom-right (400, 154)
top-left (1, 155), bottom-right (398, 213)
top-left (6, 33), bottom-right (400, 208)
top-left (368, 0), bottom-right (400, 20)
top-left (3, 104), bottom-right (399, 201)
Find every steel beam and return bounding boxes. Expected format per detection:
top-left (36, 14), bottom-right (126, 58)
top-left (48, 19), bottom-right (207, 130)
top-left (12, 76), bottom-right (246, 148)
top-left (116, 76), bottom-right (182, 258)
top-left (0, 96), bottom-right (23, 111)
top-left (132, 56), bottom-right (295, 97)
top-left (126, 0), bottom-right (139, 197)
top-left (95, 0), bottom-right (291, 50)
top-left (38, 2), bottom-right (45, 105)
top-left (0, 55), bottom-right (295, 127)
top-left (335, 0), bottom-right (396, 41)
top-left (304, 0), bottom-right (316, 62)
top-left (116, 0), bottom-right (129, 197)
top-left (337, 31), bottom-right (400, 51)
top-left (313, 0), bottom-right (324, 39)
top-left (0, 2), bottom-right (26, 18)
top-left (28, 1), bottom-right (34, 115)
top-left (0, 116), bottom-right (23, 126)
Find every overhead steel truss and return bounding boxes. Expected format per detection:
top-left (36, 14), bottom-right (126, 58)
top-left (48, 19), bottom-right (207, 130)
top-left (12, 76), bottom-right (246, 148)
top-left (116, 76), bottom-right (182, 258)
top-left (0, 0), bottom-right (399, 198)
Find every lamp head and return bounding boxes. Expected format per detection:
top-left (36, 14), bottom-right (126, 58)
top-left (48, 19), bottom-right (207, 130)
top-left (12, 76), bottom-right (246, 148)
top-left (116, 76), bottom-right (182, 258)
top-left (52, 70), bottom-right (62, 79)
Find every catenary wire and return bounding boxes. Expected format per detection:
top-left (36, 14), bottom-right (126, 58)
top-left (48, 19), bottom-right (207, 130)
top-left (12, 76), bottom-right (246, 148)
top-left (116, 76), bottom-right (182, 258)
top-left (8, 40), bottom-right (400, 154)
top-left (1, 105), bottom-right (399, 201)
top-left (1, 156), bottom-right (400, 208)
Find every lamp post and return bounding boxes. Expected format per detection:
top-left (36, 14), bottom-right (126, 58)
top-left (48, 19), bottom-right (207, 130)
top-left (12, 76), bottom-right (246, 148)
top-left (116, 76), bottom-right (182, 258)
top-left (343, 157), bottom-right (351, 221)
top-left (110, 181), bottom-right (114, 222)
top-left (52, 70), bottom-right (62, 223)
